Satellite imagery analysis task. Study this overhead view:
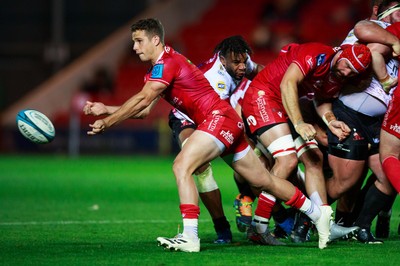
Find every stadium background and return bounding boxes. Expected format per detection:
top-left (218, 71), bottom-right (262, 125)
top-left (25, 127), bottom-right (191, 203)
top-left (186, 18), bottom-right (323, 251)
top-left (0, 0), bottom-right (370, 155)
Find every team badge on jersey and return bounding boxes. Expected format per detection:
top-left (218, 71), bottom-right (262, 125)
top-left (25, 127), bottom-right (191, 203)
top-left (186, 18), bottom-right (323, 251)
top-left (151, 64), bottom-right (164, 79)
top-left (217, 81), bottom-right (226, 91)
top-left (316, 54), bottom-right (326, 66)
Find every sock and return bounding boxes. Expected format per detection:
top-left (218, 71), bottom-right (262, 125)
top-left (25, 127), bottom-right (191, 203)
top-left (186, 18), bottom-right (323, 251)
top-left (354, 184), bottom-right (392, 229)
top-left (285, 187), bottom-right (321, 223)
top-left (180, 204), bottom-right (200, 239)
top-left (351, 173), bottom-right (376, 221)
top-left (253, 215), bottom-right (269, 233)
top-left (254, 192), bottom-right (276, 220)
top-left (310, 191), bottom-right (323, 206)
top-left (378, 193), bottom-right (396, 217)
top-left (382, 156), bottom-right (400, 193)
top-left (213, 216), bottom-right (230, 232)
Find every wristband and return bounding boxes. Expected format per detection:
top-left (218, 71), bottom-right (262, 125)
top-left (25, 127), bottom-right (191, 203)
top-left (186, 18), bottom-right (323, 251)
top-left (322, 111), bottom-right (336, 127)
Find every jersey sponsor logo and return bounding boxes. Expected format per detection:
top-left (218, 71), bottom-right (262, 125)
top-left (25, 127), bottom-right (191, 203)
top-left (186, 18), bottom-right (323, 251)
top-left (352, 131), bottom-right (364, 141)
top-left (220, 130), bottom-right (234, 144)
top-left (208, 111), bottom-right (222, 131)
top-left (151, 64), bottom-right (164, 79)
top-left (256, 93), bottom-right (269, 122)
top-left (217, 81), bottom-right (226, 91)
top-left (332, 143), bottom-right (351, 152)
top-left (390, 123), bottom-right (400, 133)
top-left (316, 54), bottom-right (326, 66)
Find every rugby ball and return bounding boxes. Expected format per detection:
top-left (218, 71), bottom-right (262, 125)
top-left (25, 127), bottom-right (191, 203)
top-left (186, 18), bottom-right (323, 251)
top-left (16, 109), bottom-right (56, 144)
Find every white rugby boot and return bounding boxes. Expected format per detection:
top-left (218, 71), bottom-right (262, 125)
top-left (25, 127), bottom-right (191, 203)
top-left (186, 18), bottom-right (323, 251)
top-left (157, 234), bottom-right (200, 252)
top-left (314, 205), bottom-right (333, 249)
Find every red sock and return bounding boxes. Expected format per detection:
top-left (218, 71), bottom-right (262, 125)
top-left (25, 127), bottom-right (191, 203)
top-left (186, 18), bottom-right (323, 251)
top-left (382, 156), bottom-right (400, 193)
top-left (285, 187), bottom-right (306, 209)
top-left (254, 192), bottom-right (276, 219)
top-left (180, 204), bottom-right (200, 219)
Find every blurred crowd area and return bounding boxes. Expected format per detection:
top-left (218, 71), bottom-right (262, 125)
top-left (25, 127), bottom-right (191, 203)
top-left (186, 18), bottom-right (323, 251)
top-left (1, 0), bottom-right (372, 154)
top-left (107, 0), bottom-right (371, 103)
top-left (249, 0), bottom-right (369, 61)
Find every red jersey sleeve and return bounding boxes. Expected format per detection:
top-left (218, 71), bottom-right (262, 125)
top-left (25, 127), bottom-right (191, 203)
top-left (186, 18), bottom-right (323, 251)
top-left (292, 43), bottom-right (333, 77)
top-left (147, 55), bottom-right (178, 86)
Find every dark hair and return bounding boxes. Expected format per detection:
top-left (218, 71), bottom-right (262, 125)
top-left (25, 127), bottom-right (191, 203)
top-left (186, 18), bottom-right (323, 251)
top-left (131, 18), bottom-right (165, 45)
top-left (378, 0), bottom-right (400, 14)
top-left (372, 0), bottom-right (383, 7)
top-left (213, 35), bottom-right (252, 57)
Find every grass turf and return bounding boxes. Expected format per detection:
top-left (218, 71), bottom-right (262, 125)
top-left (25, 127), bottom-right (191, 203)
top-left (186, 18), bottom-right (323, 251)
top-left (0, 155), bottom-right (399, 265)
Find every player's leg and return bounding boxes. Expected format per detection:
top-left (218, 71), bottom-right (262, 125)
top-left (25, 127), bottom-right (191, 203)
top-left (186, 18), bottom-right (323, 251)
top-left (228, 139), bottom-right (332, 249)
top-left (233, 171), bottom-right (255, 232)
top-left (326, 156), bottom-right (366, 200)
top-left (380, 129), bottom-right (400, 192)
top-left (353, 153), bottom-right (397, 244)
top-left (257, 123), bottom-right (298, 179)
top-left (168, 110), bottom-right (232, 244)
top-left (232, 142), bottom-right (270, 233)
top-left (194, 163), bottom-right (232, 243)
top-left (157, 130), bottom-right (223, 252)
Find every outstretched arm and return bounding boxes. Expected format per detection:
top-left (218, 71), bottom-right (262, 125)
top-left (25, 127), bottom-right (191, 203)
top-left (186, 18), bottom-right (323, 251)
top-left (87, 81), bottom-right (166, 135)
top-left (84, 96), bottom-right (161, 119)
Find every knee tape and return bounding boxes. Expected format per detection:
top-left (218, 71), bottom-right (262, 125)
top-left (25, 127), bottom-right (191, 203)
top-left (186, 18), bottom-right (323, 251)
top-left (294, 136), bottom-right (318, 158)
top-left (267, 134), bottom-right (296, 158)
top-left (194, 164), bottom-right (219, 193)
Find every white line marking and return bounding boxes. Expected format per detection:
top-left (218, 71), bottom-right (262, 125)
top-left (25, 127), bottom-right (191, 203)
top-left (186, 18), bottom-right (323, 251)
top-left (0, 219), bottom-right (210, 226)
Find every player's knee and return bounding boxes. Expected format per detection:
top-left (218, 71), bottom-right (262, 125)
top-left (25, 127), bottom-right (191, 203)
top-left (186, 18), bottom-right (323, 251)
top-left (172, 158), bottom-right (189, 180)
top-left (274, 155), bottom-right (298, 173)
top-left (193, 164), bottom-right (219, 193)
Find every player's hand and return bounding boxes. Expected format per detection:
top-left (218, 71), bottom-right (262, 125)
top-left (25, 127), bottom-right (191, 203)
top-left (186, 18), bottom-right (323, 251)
top-left (83, 101), bottom-right (107, 116)
top-left (392, 41), bottom-right (400, 57)
top-left (328, 120), bottom-right (351, 141)
top-left (87, 119), bottom-right (107, 135)
top-left (295, 122), bottom-right (317, 141)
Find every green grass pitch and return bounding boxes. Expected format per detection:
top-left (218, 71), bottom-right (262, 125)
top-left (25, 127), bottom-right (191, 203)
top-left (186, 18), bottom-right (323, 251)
top-left (0, 155), bottom-right (399, 265)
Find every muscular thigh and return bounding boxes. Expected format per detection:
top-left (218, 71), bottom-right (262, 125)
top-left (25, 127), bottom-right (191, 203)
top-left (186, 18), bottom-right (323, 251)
top-left (176, 130), bottom-right (223, 175)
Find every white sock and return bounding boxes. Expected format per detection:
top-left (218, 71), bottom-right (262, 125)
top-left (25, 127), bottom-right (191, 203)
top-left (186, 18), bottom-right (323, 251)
top-left (253, 215), bottom-right (269, 233)
top-left (310, 191), bottom-right (323, 206)
top-left (183, 218), bottom-right (198, 239)
top-left (299, 198), bottom-right (321, 223)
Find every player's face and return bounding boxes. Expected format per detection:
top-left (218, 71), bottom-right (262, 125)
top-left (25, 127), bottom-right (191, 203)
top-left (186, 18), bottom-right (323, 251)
top-left (332, 59), bottom-right (358, 80)
top-left (389, 9), bottom-right (400, 23)
top-left (132, 30), bottom-right (157, 62)
top-left (382, 2), bottom-right (400, 23)
top-left (221, 52), bottom-right (247, 81)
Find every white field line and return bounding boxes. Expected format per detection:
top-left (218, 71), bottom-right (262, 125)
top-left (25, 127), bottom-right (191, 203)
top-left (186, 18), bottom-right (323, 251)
top-left (0, 219), bottom-right (210, 226)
